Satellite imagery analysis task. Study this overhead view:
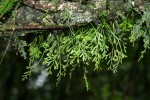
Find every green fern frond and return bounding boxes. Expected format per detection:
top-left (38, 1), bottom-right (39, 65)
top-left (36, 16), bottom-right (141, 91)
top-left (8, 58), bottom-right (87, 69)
top-left (0, 0), bottom-right (16, 15)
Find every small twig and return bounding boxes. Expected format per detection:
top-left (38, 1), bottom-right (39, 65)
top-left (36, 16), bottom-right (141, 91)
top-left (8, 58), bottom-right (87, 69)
top-left (0, 32), bottom-right (13, 65)
top-left (0, 4), bottom-right (17, 65)
top-left (3, 24), bottom-right (87, 31)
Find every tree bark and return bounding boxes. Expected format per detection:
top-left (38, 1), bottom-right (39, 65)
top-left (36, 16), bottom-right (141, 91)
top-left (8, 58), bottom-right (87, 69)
top-left (0, 0), bottom-right (148, 36)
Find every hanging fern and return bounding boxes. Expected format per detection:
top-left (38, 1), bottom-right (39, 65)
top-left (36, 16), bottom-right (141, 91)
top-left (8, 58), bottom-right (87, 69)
top-left (0, 0), bottom-right (149, 90)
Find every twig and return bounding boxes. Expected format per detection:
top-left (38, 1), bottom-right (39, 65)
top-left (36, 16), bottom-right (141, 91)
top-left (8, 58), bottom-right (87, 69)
top-left (0, 32), bottom-right (13, 65)
top-left (2, 24), bottom-right (87, 31)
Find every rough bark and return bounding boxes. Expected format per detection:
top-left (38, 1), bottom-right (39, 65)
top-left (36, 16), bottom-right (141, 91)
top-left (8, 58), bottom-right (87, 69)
top-left (0, 0), bottom-right (148, 36)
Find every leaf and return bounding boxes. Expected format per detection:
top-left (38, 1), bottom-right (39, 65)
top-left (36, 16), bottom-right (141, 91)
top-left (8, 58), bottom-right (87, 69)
top-left (0, 0), bottom-right (16, 15)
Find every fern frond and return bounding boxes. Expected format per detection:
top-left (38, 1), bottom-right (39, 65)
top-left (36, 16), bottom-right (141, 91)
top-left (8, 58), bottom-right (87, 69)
top-left (0, 0), bottom-right (16, 15)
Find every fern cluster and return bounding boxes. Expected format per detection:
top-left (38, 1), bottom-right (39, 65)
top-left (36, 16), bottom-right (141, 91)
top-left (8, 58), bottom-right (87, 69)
top-left (21, 2), bottom-right (150, 89)
top-left (22, 16), bottom-right (128, 89)
top-left (129, 4), bottom-right (150, 59)
top-left (0, 0), bottom-right (149, 90)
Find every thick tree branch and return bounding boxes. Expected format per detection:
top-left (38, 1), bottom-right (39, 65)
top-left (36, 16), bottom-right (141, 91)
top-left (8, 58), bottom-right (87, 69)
top-left (0, 0), bottom-right (148, 36)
